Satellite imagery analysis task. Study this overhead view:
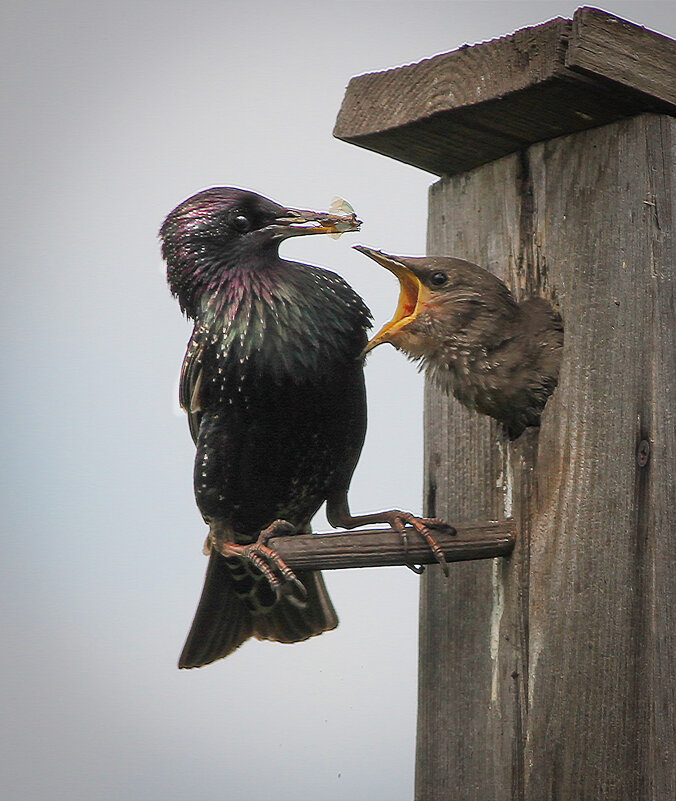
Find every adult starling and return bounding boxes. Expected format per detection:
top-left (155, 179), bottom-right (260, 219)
top-left (355, 248), bottom-right (563, 439)
top-left (161, 189), bottom-right (446, 668)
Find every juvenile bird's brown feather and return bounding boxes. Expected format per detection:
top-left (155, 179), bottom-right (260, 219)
top-left (357, 248), bottom-right (563, 438)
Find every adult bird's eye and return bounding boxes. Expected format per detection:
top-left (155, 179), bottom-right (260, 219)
top-left (430, 271), bottom-right (448, 287)
top-left (230, 212), bottom-right (251, 233)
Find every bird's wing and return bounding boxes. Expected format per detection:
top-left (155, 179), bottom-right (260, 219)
top-left (179, 327), bottom-right (206, 444)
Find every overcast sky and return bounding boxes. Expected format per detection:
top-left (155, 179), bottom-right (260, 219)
top-left (2, 2), bottom-right (674, 800)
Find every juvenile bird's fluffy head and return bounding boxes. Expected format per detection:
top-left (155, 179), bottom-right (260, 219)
top-left (160, 187), bottom-right (360, 317)
top-left (355, 246), bottom-right (563, 437)
top-left (355, 247), bottom-right (518, 362)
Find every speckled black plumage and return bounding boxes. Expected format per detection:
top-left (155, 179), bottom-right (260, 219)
top-left (161, 188), bottom-right (371, 667)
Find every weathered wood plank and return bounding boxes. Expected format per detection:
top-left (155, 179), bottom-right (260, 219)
top-left (417, 152), bottom-right (527, 801)
top-left (334, 17), bottom-right (570, 137)
top-left (416, 114), bottom-right (675, 800)
top-left (523, 113), bottom-right (675, 801)
top-left (333, 8), bottom-right (676, 177)
top-left (567, 7), bottom-right (676, 105)
top-left (642, 114), bottom-right (676, 801)
top-left (266, 521), bottom-right (514, 571)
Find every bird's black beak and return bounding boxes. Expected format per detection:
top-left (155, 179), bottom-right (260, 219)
top-left (354, 246), bottom-right (430, 355)
top-left (270, 205), bottom-right (362, 239)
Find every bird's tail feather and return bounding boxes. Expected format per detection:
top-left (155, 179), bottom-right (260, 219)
top-left (178, 553), bottom-right (337, 669)
top-left (253, 570), bottom-right (338, 643)
top-left (178, 551), bottom-right (254, 668)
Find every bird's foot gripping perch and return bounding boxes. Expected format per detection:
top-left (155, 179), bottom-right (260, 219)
top-left (327, 498), bottom-right (455, 576)
top-left (208, 520), bottom-right (308, 608)
top-left (380, 512), bottom-right (454, 576)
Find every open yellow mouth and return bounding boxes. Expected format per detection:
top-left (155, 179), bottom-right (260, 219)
top-left (354, 247), bottom-right (428, 354)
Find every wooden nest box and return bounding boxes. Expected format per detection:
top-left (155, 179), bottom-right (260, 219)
top-left (335, 8), bottom-right (674, 801)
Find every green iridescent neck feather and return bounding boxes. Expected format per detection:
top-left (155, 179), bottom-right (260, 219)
top-left (192, 259), bottom-right (371, 384)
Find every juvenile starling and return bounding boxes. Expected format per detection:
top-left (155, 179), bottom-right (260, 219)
top-left (161, 189), bottom-right (447, 668)
top-left (355, 248), bottom-right (563, 439)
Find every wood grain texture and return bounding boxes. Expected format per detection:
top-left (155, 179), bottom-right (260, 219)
top-left (334, 17), bottom-right (569, 136)
top-left (417, 148), bottom-right (534, 801)
top-left (333, 9), bottom-right (676, 177)
top-left (416, 114), bottom-right (675, 800)
top-left (567, 7), bottom-right (676, 105)
top-left (642, 114), bottom-right (676, 801)
top-left (266, 521), bottom-right (514, 571)
top-left (523, 112), bottom-right (675, 801)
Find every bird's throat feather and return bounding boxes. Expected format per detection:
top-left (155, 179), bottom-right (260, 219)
top-left (195, 263), bottom-right (369, 385)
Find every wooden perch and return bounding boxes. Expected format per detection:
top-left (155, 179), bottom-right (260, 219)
top-left (267, 520), bottom-right (515, 571)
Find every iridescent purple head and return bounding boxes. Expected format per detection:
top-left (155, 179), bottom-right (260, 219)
top-left (159, 187), bottom-right (360, 317)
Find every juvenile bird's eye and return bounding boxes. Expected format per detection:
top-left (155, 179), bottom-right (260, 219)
top-left (230, 212), bottom-right (251, 233)
top-left (430, 271), bottom-right (448, 286)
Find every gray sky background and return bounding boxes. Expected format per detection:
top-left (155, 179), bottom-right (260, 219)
top-left (2, 2), bottom-right (674, 800)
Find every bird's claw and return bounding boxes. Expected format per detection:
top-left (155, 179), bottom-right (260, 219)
top-left (248, 520), bottom-right (308, 607)
top-left (237, 542), bottom-right (308, 609)
top-left (214, 520), bottom-right (308, 609)
top-left (258, 518), bottom-right (298, 544)
top-left (388, 512), bottom-right (454, 577)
